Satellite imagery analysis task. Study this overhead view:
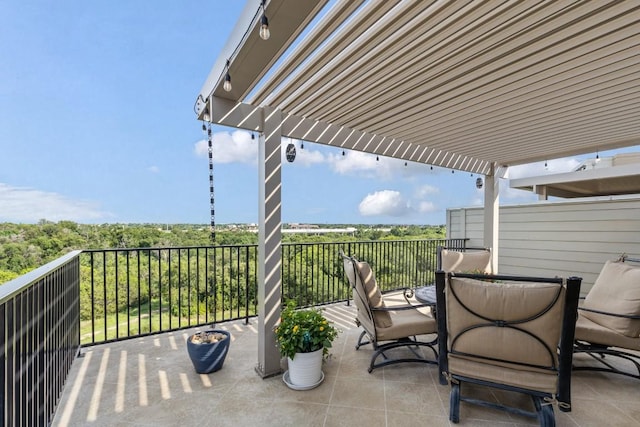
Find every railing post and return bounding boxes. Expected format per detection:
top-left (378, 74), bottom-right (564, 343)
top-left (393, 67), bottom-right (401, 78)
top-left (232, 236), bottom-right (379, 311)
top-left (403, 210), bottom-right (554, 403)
top-left (245, 246), bottom-right (250, 325)
top-left (1, 303), bottom-right (5, 426)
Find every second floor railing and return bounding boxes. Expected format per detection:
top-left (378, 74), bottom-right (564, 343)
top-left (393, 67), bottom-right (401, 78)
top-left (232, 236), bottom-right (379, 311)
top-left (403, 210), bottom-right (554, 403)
top-left (80, 238), bottom-right (466, 345)
top-left (1, 251), bottom-right (81, 427)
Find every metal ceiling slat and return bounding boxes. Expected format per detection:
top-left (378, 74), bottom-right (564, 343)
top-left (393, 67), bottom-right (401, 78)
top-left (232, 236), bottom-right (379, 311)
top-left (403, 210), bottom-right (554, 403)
top-left (388, 50), bottom-right (640, 141)
top-left (285, 0), bottom-right (479, 116)
top-left (426, 101), bottom-right (640, 150)
top-left (415, 97), bottom-right (640, 156)
top-left (440, 115), bottom-right (640, 165)
top-left (310, 0), bottom-right (588, 125)
top-left (349, 2), bottom-right (640, 132)
top-left (249, 0), bottom-right (366, 104)
top-left (273, 1), bottom-right (428, 114)
top-left (300, 0), bottom-right (547, 121)
top-left (262, 0), bottom-right (406, 107)
top-left (397, 69), bottom-right (640, 143)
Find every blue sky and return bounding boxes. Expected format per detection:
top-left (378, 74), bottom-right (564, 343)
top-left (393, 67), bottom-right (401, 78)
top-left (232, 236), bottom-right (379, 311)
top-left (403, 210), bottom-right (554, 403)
top-left (1, 3), bottom-right (637, 226)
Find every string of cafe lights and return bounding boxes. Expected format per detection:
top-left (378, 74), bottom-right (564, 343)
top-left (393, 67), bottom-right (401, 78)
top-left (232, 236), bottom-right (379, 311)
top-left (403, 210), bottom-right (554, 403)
top-left (195, 1), bottom-right (271, 243)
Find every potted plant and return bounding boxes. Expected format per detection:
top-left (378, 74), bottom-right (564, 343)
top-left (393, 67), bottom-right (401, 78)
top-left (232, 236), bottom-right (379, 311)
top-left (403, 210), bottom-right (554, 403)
top-left (274, 300), bottom-right (339, 390)
top-left (186, 329), bottom-right (230, 374)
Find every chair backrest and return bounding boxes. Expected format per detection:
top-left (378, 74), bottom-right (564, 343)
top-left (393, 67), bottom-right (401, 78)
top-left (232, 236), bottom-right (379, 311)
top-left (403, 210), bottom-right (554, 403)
top-left (580, 258), bottom-right (640, 337)
top-left (437, 246), bottom-right (492, 274)
top-left (340, 251), bottom-right (392, 334)
top-left (436, 271), bottom-right (581, 403)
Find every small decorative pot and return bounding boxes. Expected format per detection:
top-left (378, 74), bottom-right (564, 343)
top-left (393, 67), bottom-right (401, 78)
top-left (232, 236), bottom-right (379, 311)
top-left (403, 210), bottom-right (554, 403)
top-left (186, 330), bottom-right (231, 374)
top-left (286, 348), bottom-right (323, 388)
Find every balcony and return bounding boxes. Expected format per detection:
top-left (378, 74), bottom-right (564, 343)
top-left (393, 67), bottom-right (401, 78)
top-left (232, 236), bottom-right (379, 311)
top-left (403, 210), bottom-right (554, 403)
top-left (3, 239), bottom-right (640, 426)
top-left (52, 310), bottom-right (640, 426)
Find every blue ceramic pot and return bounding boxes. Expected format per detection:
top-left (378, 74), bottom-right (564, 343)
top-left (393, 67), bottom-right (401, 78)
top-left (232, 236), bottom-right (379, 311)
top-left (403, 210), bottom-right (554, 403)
top-left (186, 330), bottom-right (231, 374)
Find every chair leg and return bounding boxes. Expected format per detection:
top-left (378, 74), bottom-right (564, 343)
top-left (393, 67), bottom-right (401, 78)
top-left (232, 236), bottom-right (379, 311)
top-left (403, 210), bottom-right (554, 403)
top-left (355, 330), bottom-right (368, 350)
top-left (449, 383), bottom-right (460, 423)
top-left (532, 396), bottom-right (555, 427)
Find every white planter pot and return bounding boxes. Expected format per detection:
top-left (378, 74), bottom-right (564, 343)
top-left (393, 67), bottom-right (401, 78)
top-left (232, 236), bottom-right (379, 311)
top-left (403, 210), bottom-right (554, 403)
top-left (286, 348), bottom-right (323, 389)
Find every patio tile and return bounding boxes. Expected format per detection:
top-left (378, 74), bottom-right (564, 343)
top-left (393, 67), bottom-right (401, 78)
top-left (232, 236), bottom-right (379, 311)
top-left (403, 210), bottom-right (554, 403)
top-left (52, 302), bottom-right (640, 426)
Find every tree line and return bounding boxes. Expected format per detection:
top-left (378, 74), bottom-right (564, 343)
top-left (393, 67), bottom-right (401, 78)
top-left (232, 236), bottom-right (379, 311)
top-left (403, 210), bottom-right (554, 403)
top-left (0, 220), bottom-right (445, 283)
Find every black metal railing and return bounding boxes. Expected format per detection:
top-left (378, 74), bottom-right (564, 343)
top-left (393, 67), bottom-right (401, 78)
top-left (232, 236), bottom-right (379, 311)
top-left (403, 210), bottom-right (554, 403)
top-left (80, 238), bottom-right (466, 345)
top-left (1, 250), bottom-right (81, 427)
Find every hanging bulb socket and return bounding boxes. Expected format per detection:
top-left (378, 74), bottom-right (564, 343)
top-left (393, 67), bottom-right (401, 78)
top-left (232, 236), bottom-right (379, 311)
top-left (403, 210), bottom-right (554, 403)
top-left (223, 72), bottom-right (232, 92)
top-left (259, 0), bottom-right (270, 40)
top-left (260, 14), bottom-right (270, 40)
top-left (223, 59), bottom-right (232, 92)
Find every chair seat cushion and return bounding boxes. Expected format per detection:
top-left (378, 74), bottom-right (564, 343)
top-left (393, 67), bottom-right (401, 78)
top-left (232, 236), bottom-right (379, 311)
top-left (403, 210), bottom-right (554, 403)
top-left (575, 314), bottom-right (640, 351)
top-left (376, 307), bottom-right (436, 341)
top-left (448, 355), bottom-right (558, 394)
top-left (581, 260), bottom-right (640, 337)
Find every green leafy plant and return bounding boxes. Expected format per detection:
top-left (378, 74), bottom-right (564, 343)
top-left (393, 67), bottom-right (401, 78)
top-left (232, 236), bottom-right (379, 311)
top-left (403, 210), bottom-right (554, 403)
top-left (274, 300), bottom-right (339, 360)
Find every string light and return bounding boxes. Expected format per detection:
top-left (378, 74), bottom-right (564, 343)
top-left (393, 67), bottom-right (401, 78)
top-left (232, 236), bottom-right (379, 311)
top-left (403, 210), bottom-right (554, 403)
top-left (223, 60), bottom-right (232, 92)
top-left (259, 0), bottom-right (270, 40)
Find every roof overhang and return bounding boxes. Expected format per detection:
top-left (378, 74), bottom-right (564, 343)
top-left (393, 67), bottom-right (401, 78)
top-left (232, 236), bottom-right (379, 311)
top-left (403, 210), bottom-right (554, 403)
top-left (510, 163), bottom-right (640, 198)
top-left (198, 1), bottom-right (640, 175)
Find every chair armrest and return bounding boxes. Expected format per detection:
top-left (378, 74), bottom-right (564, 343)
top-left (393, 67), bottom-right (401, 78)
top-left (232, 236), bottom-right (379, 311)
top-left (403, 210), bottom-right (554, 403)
top-left (371, 303), bottom-right (432, 312)
top-left (578, 306), bottom-right (640, 320)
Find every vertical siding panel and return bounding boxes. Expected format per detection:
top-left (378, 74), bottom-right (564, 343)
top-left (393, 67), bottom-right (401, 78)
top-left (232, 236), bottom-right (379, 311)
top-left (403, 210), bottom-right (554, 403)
top-left (447, 197), bottom-right (640, 293)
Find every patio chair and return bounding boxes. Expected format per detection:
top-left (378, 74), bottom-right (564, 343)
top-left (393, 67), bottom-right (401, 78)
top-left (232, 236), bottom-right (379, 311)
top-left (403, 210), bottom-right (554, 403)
top-left (435, 270), bottom-right (582, 426)
top-left (340, 251), bottom-right (438, 373)
top-left (573, 256), bottom-right (640, 379)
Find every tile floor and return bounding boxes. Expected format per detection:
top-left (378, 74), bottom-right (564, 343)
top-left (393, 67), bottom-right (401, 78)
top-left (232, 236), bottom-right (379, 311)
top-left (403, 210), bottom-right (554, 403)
top-left (52, 302), bottom-right (640, 426)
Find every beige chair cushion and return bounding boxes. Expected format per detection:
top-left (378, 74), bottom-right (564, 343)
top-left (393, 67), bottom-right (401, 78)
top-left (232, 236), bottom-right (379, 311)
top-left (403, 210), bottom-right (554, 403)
top-left (582, 260), bottom-right (640, 337)
top-left (355, 261), bottom-right (393, 328)
top-left (448, 356), bottom-right (558, 394)
top-left (575, 314), bottom-right (640, 351)
top-left (441, 249), bottom-right (492, 274)
top-left (376, 307), bottom-right (436, 341)
top-left (446, 277), bottom-right (564, 375)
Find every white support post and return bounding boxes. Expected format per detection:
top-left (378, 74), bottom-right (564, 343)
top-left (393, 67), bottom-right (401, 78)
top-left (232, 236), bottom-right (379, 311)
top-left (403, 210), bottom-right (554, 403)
top-left (255, 106), bottom-right (283, 378)
top-left (483, 165), bottom-right (500, 273)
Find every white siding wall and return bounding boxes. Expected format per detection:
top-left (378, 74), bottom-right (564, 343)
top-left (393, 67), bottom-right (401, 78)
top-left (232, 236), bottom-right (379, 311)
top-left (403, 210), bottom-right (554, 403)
top-left (447, 196), bottom-right (640, 294)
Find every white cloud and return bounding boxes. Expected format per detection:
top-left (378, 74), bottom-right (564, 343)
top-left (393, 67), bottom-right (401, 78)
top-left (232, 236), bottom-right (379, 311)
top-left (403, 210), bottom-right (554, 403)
top-left (415, 184), bottom-right (439, 198)
top-left (327, 151), bottom-right (434, 180)
top-left (417, 201), bottom-right (437, 213)
top-left (147, 166), bottom-right (160, 173)
top-left (358, 190), bottom-right (411, 217)
top-left (194, 130), bottom-right (257, 164)
top-left (0, 183), bottom-right (110, 223)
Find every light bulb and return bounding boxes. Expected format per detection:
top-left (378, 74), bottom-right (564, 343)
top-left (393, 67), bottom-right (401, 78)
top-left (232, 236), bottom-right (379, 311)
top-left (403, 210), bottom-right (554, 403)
top-left (223, 73), bottom-right (232, 92)
top-left (259, 15), bottom-right (270, 40)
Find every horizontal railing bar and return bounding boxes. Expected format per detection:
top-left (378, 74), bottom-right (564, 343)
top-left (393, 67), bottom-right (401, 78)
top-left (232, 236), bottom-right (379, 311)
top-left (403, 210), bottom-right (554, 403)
top-left (0, 250), bottom-right (82, 304)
